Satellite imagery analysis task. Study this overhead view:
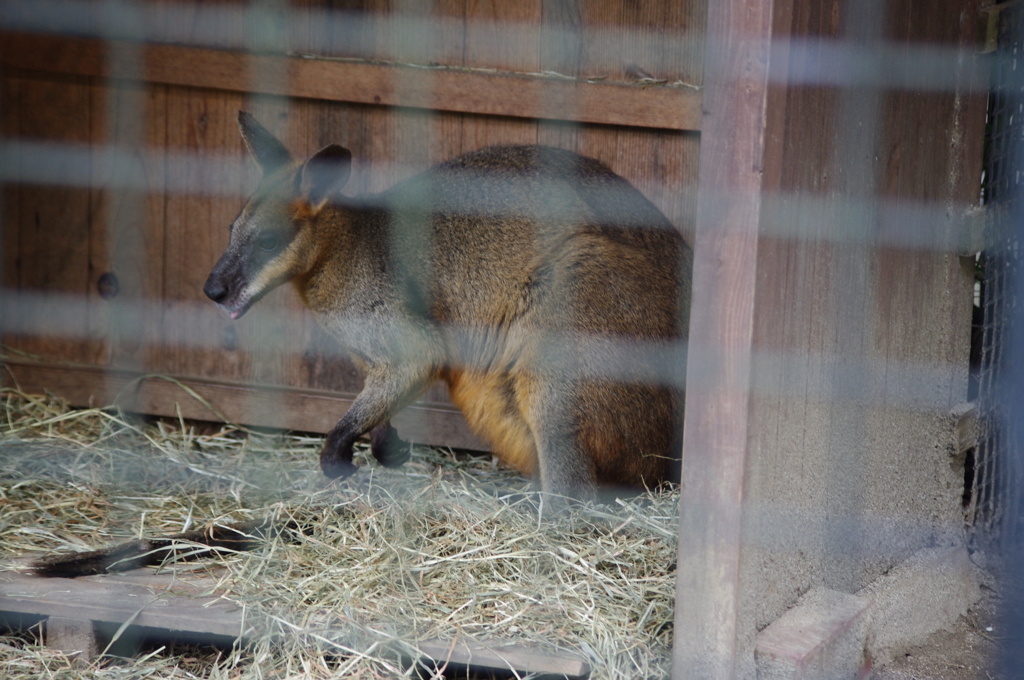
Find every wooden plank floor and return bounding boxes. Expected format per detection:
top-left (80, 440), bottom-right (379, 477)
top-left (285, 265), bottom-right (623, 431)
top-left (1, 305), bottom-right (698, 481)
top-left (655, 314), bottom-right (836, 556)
top-left (0, 565), bottom-right (590, 678)
top-left (0, 567), bottom-right (252, 638)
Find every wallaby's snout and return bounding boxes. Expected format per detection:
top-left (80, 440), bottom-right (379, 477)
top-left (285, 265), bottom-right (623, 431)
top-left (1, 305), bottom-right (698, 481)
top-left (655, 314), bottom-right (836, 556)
top-left (203, 270), bottom-right (230, 305)
top-left (202, 247), bottom-right (255, 319)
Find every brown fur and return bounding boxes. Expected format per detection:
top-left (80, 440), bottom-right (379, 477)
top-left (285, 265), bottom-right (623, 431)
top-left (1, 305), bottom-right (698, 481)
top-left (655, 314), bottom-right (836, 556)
top-left (204, 112), bottom-right (692, 502)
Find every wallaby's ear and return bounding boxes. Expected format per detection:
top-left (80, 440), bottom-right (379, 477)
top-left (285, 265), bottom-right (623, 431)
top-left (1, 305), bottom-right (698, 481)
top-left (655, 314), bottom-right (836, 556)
top-left (238, 111), bottom-right (292, 174)
top-left (300, 144), bottom-right (352, 211)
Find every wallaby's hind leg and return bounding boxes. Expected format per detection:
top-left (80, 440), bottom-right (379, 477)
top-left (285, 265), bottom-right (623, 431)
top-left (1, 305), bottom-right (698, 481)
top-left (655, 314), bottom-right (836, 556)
top-left (370, 421), bottom-right (411, 468)
top-left (517, 377), bottom-right (597, 506)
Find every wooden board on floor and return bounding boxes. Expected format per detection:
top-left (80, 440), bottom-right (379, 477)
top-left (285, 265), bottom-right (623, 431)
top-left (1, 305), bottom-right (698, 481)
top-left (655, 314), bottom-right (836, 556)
top-left (0, 567), bottom-right (250, 638)
top-left (0, 567), bottom-right (590, 678)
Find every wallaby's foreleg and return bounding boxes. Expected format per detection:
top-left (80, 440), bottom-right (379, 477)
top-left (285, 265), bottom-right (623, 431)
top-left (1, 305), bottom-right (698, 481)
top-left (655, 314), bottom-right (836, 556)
top-left (370, 421), bottom-right (411, 468)
top-left (320, 363), bottom-right (431, 479)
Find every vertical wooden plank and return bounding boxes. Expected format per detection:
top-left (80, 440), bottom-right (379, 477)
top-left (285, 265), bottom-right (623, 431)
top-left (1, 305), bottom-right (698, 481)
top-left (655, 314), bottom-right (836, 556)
top-left (363, 105), bottom-right (400, 192)
top-left (161, 86), bottom-right (252, 384)
top-left (577, 0), bottom-right (623, 80)
top-left (734, 0), bottom-right (984, 651)
top-left (461, 113), bottom-right (537, 149)
top-left (433, 0), bottom-right (469, 66)
top-left (540, 0), bottom-right (583, 78)
top-left (613, 129), bottom-right (699, 244)
top-left (576, 0), bottom-right (706, 85)
top-left (868, 1), bottom-right (979, 582)
top-left (535, 120), bottom-right (577, 151)
top-left (86, 79), bottom-right (120, 370)
top-left (568, 2), bottom-right (624, 171)
top-left (606, 0), bottom-right (703, 244)
top-left (620, 1), bottom-right (689, 82)
top-left (429, 110), bottom-right (467, 165)
top-left (87, 82), bottom-right (169, 373)
top-left (462, 0), bottom-right (542, 147)
top-left (465, 0), bottom-right (542, 72)
top-left (390, 108), bottom-right (461, 170)
top-left (312, 99), bottom-right (375, 194)
top-left (676, 0), bottom-right (708, 87)
top-left (742, 0), bottom-right (843, 630)
top-left (289, 0), bottom-right (375, 59)
top-left (9, 75), bottom-right (94, 365)
top-left (356, 0), bottom-right (469, 194)
top-left (572, 126), bottom-right (617, 175)
top-left (150, 0), bottom-right (247, 51)
top-left (371, 0), bottom-right (422, 63)
top-left (610, 0), bottom-right (704, 244)
top-left (361, 0), bottom-right (412, 194)
top-left (1, 76), bottom-right (22, 340)
top-left (536, 1), bottom-right (582, 151)
top-left (672, 0), bottom-right (774, 679)
top-left (141, 85), bottom-right (170, 376)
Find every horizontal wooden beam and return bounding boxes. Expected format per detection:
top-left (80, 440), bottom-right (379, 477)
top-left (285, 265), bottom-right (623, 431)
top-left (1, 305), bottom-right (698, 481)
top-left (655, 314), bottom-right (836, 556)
top-left (1, 568), bottom-right (251, 639)
top-left (0, 32), bottom-right (702, 132)
top-left (2, 359), bottom-right (490, 451)
top-left (2, 569), bottom-right (589, 676)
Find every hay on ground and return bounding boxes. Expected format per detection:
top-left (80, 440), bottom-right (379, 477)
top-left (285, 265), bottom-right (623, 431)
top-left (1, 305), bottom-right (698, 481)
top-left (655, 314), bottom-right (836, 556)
top-left (0, 386), bottom-right (679, 679)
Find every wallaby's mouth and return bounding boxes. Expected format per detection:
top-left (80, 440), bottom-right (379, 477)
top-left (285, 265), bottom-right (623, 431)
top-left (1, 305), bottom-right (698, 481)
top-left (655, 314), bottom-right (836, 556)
top-left (205, 279), bottom-right (250, 319)
top-left (205, 267), bottom-right (292, 320)
top-left (209, 298), bottom-right (248, 320)
top-left (216, 285), bottom-right (275, 320)
top-left (228, 306), bottom-right (248, 320)
top-left (217, 293), bottom-right (255, 320)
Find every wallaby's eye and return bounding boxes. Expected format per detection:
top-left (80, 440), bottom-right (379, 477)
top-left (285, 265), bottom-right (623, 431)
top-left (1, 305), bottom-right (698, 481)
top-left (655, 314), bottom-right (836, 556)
top-left (258, 233), bottom-right (281, 252)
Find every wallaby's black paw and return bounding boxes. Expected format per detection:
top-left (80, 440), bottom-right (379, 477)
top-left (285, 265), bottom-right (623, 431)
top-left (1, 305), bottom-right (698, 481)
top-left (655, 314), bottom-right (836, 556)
top-left (370, 422), bottom-right (411, 468)
top-left (320, 453), bottom-right (358, 479)
top-left (320, 428), bottom-right (358, 479)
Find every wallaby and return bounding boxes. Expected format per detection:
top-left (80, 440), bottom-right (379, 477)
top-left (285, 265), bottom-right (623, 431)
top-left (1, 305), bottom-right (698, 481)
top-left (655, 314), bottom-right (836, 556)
top-left (206, 112), bottom-right (689, 497)
top-left (31, 113), bottom-right (690, 577)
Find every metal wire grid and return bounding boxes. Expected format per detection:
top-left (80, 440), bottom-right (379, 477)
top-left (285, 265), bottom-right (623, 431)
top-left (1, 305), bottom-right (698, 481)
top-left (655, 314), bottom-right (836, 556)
top-left (974, 1), bottom-right (1024, 557)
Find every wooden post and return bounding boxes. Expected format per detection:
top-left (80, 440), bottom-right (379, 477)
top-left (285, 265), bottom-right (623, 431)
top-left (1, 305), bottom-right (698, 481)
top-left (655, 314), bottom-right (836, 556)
top-left (671, 0), bottom-right (776, 678)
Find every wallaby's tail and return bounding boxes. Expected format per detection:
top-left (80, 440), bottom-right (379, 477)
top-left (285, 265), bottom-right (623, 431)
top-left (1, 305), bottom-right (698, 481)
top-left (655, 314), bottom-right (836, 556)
top-left (32, 519), bottom-right (279, 578)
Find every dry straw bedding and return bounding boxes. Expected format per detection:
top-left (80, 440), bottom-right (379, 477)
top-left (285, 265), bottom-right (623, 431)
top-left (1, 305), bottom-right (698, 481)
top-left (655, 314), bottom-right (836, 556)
top-left (0, 386), bottom-right (679, 679)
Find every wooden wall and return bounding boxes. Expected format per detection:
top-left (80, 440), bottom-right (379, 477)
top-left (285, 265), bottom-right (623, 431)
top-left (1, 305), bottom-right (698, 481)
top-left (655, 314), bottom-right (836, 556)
top-left (1, 0), bottom-right (705, 447)
top-left (673, 0), bottom-right (986, 676)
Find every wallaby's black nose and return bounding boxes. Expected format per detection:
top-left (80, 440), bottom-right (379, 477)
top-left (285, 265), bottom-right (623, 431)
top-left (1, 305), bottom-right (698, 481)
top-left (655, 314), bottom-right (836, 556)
top-left (203, 276), bottom-right (229, 303)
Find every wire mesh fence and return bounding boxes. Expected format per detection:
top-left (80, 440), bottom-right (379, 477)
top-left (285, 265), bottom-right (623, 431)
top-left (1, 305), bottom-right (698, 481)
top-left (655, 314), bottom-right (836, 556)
top-left (976, 0), bottom-right (1024, 551)
top-left (976, 0), bottom-right (1024, 674)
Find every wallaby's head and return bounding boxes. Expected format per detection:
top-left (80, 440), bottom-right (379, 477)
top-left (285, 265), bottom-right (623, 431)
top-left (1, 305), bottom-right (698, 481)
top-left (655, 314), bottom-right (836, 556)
top-left (203, 111), bottom-right (353, 318)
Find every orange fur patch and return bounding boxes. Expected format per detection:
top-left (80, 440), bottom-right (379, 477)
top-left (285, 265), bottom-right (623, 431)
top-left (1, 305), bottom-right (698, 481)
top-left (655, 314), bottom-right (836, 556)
top-left (444, 369), bottom-right (537, 476)
top-left (290, 200), bottom-right (317, 222)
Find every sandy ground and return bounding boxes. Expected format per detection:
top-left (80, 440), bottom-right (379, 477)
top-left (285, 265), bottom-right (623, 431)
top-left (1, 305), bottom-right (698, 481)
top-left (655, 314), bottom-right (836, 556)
top-left (874, 574), bottom-right (1008, 680)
